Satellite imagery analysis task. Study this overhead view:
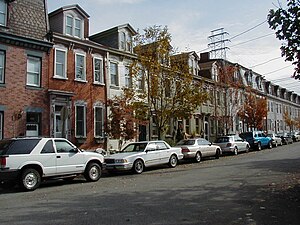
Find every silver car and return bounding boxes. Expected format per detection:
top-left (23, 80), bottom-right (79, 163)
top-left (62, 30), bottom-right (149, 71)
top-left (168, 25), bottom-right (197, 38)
top-left (215, 135), bottom-right (250, 155)
top-left (104, 141), bottom-right (183, 174)
top-left (176, 138), bottom-right (222, 162)
top-left (267, 133), bottom-right (283, 147)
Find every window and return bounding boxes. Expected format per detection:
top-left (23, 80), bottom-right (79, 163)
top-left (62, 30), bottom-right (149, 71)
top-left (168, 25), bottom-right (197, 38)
top-left (0, 0), bottom-right (7, 26)
top-left (65, 15), bottom-right (82, 38)
top-left (55, 49), bottom-right (67, 79)
top-left (5, 139), bottom-right (40, 155)
top-left (94, 106), bottom-right (104, 138)
top-left (93, 57), bottom-right (104, 84)
top-left (27, 56), bottom-right (41, 87)
top-left (0, 50), bottom-right (5, 84)
top-left (0, 111), bottom-right (3, 140)
top-left (54, 140), bottom-right (76, 153)
top-left (110, 62), bottom-right (119, 86)
top-left (125, 66), bottom-right (132, 87)
top-left (137, 70), bottom-right (144, 90)
top-left (120, 32), bottom-right (126, 50)
top-left (75, 53), bottom-right (86, 81)
top-left (41, 140), bottom-right (55, 154)
top-left (75, 104), bottom-right (86, 137)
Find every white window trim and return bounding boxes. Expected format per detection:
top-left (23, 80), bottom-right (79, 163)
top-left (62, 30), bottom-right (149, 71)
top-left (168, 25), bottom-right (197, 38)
top-left (0, 50), bottom-right (5, 83)
top-left (0, 111), bottom-right (3, 140)
top-left (94, 106), bottom-right (104, 138)
top-left (0, 0), bottom-right (7, 27)
top-left (75, 52), bottom-right (86, 82)
top-left (93, 56), bottom-right (104, 85)
top-left (65, 14), bottom-right (83, 39)
top-left (109, 61), bottom-right (119, 87)
top-left (26, 56), bottom-right (41, 87)
top-left (75, 103), bottom-right (87, 138)
top-left (54, 48), bottom-right (68, 79)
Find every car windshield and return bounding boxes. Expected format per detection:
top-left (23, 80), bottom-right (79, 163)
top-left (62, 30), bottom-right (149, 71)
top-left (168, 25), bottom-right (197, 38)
top-left (177, 140), bottom-right (195, 145)
top-left (122, 143), bottom-right (148, 152)
top-left (267, 134), bottom-right (273, 137)
top-left (215, 137), bottom-right (230, 143)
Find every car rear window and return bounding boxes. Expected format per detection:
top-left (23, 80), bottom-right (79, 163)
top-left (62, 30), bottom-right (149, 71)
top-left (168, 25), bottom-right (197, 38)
top-left (177, 140), bottom-right (195, 145)
top-left (215, 137), bottom-right (230, 143)
top-left (0, 139), bottom-right (40, 155)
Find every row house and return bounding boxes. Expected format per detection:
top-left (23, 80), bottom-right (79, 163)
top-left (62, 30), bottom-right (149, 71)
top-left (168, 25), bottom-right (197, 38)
top-left (0, 0), bottom-right (52, 140)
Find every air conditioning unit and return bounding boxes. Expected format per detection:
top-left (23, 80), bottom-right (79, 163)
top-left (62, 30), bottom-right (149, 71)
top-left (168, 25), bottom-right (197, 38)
top-left (26, 124), bottom-right (39, 137)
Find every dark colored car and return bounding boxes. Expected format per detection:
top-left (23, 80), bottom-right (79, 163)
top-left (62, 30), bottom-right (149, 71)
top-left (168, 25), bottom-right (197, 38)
top-left (239, 131), bottom-right (272, 150)
top-left (278, 133), bottom-right (293, 145)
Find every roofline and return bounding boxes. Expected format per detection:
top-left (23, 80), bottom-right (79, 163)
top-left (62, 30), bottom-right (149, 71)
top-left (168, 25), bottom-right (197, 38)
top-left (48, 4), bottom-right (90, 18)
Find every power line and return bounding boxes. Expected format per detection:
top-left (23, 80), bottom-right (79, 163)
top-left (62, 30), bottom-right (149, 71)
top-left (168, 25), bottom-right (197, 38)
top-left (263, 65), bottom-right (293, 75)
top-left (230, 20), bottom-right (267, 40)
top-left (229, 33), bottom-right (274, 48)
top-left (250, 56), bottom-right (282, 69)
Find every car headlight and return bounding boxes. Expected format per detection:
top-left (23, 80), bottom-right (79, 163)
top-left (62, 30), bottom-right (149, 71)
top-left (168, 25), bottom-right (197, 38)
top-left (115, 159), bottom-right (128, 163)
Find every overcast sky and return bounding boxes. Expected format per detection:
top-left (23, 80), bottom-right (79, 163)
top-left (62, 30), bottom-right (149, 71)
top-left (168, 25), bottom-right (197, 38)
top-left (47, 0), bottom-right (299, 94)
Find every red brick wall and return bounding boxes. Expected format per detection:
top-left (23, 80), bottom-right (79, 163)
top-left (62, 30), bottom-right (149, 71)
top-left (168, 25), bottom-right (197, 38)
top-left (0, 45), bottom-right (50, 138)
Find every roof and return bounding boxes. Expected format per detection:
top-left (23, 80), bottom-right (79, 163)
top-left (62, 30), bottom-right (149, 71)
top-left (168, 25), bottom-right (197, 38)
top-left (48, 4), bottom-right (90, 18)
top-left (90, 23), bottom-right (137, 39)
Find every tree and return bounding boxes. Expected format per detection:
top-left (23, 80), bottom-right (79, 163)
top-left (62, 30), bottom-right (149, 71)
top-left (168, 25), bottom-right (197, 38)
top-left (237, 89), bottom-right (268, 130)
top-left (268, 0), bottom-right (300, 78)
top-left (131, 25), bottom-right (208, 139)
top-left (283, 108), bottom-right (294, 131)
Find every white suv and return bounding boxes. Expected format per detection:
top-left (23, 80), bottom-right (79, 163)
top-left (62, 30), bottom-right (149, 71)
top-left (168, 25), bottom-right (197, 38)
top-left (0, 137), bottom-right (105, 191)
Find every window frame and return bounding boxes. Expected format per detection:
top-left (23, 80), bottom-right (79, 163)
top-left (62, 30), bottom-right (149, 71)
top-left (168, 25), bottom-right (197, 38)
top-left (75, 53), bottom-right (86, 82)
top-left (65, 15), bottom-right (83, 38)
top-left (124, 66), bottom-right (132, 88)
top-left (54, 48), bottom-right (67, 79)
top-left (93, 56), bottom-right (104, 84)
top-left (75, 104), bottom-right (87, 138)
top-left (110, 62), bottom-right (119, 87)
top-left (0, 111), bottom-right (3, 140)
top-left (0, 50), bottom-right (5, 84)
top-left (26, 55), bottom-right (41, 87)
top-left (94, 106), bottom-right (104, 138)
top-left (0, 0), bottom-right (7, 27)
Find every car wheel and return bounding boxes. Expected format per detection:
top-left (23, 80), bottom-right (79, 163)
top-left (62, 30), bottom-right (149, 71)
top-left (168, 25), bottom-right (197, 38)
top-left (245, 145), bottom-right (250, 153)
top-left (133, 159), bottom-right (144, 174)
top-left (168, 154), bottom-right (178, 168)
top-left (280, 141), bottom-right (283, 146)
top-left (20, 168), bottom-right (41, 191)
top-left (194, 152), bottom-right (201, 163)
top-left (233, 147), bottom-right (238, 155)
top-left (257, 142), bottom-right (262, 151)
top-left (84, 162), bottom-right (102, 182)
top-left (215, 149), bottom-right (220, 159)
top-left (268, 141), bottom-right (273, 149)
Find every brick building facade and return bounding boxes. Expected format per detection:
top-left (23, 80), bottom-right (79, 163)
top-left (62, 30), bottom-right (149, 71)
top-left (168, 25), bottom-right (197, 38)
top-left (0, 0), bottom-right (52, 139)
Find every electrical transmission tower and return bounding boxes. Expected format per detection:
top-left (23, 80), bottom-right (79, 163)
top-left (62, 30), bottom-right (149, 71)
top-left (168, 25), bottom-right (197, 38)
top-left (208, 28), bottom-right (230, 59)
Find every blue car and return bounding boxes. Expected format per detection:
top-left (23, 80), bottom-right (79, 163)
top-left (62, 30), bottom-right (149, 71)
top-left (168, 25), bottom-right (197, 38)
top-left (240, 131), bottom-right (273, 150)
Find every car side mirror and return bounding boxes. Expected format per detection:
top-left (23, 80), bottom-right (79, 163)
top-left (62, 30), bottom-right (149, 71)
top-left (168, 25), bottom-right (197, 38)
top-left (70, 148), bottom-right (79, 153)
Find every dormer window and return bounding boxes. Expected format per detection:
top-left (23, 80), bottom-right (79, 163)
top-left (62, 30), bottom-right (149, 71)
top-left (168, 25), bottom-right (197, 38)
top-left (0, 0), bottom-right (7, 26)
top-left (119, 31), bottom-right (133, 52)
top-left (65, 15), bottom-right (82, 38)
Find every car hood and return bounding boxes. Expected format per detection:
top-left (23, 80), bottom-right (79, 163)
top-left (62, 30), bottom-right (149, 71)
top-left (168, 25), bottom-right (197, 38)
top-left (105, 152), bottom-right (144, 160)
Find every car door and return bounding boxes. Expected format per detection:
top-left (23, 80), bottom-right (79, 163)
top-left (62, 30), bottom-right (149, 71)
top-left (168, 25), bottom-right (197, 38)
top-left (54, 139), bottom-right (86, 174)
top-left (198, 139), bottom-right (214, 157)
top-left (38, 139), bottom-right (57, 176)
top-left (156, 142), bottom-right (171, 164)
top-left (235, 136), bottom-right (245, 151)
top-left (144, 143), bottom-right (160, 166)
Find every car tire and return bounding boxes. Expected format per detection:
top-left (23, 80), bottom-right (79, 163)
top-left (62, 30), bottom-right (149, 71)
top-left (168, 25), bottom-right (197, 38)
top-left (268, 141), bottom-right (273, 149)
top-left (133, 159), bottom-right (144, 174)
top-left (257, 142), bottom-right (262, 151)
top-left (168, 154), bottom-right (178, 168)
top-left (215, 149), bottom-right (220, 159)
top-left (280, 141), bottom-right (283, 146)
top-left (245, 145), bottom-right (250, 153)
top-left (233, 147), bottom-right (238, 155)
top-left (20, 168), bottom-right (41, 191)
top-left (194, 152), bottom-right (201, 163)
top-left (84, 162), bottom-right (102, 182)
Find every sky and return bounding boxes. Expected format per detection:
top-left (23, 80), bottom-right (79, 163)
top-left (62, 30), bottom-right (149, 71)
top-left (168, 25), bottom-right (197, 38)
top-left (47, 0), bottom-right (299, 94)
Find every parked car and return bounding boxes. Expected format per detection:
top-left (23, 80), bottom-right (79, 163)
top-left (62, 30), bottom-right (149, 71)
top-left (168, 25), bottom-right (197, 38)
top-left (0, 137), bottom-right (105, 191)
top-left (239, 131), bottom-right (272, 150)
top-left (175, 138), bottom-right (221, 162)
top-left (290, 131), bottom-right (300, 142)
top-left (278, 133), bottom-right (293, 145)
top-left (105, 141), bottom-right (183, 174)
top-left (215, 135), bottom-right (250, 155)
top-left (267, 133), bottom-right (283, 147)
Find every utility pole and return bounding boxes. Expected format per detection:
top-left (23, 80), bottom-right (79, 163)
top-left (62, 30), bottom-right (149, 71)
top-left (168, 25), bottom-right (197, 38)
top-left (208, 28), bottom-right (230, 60)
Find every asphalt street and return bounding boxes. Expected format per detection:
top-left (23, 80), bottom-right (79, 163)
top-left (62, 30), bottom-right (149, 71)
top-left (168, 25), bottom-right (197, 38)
top-left (1, 143), bottom-right (300, 225)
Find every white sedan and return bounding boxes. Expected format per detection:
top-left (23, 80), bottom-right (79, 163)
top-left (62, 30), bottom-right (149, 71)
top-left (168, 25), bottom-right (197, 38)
top-left (104, 141), bottom-right (183, 174)
top-left (176, 138), bottom-right (222, 162)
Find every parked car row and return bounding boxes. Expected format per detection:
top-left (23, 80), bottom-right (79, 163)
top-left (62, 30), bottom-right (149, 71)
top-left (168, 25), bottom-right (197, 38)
top-left (0, 132), bottom-right (296, 191)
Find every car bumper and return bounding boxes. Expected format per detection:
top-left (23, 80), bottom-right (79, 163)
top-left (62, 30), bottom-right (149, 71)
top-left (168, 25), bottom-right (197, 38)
top-left (182, 152), bottom-right (196, 159)
top-left (0, 169), bottom-right (20, 182)
top-left (221, 147), bottom-right (235, 153)
top-left (105, 163), bottom-right (133, 171)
